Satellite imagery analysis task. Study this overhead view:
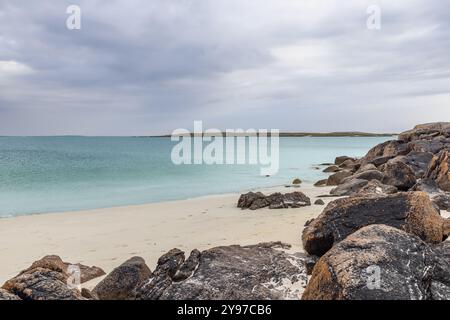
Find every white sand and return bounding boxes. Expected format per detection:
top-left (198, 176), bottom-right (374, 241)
top-left (0, 185), bottom-right (333, 287)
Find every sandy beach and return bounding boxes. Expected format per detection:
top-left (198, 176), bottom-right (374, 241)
top-left (0, 184), bottom-right (333, 288)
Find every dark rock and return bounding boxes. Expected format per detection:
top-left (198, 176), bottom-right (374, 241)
top-left (93, 256), bottom-right (151, 300)
top-left (425, 150), bottom-right (450, 191)
top-left (302, 225), bottom-right (450, 300)
top-left (292, 178), bottom-right (302, 185)
top-left (81, 288), bottom-right (97, 300)
top-left (238, 191), bottom-right (311, 210)
top-left (359, 140), bottom-right (410, 165)
top-left (302, 192), bottom-right (444, 256)
top-left (413, 178), bottom-right (441, 194)
top-left (443, 219), bottom-right (450, 240)
top-left (173, 249), bottom-right (201, 282)
top-left (431, 193), bottom-right (450, 211)
top-left (330, 179), bottom-right (368, 196)
top-left (370, 155), bottom-right (395, 166)
top-left (408, 139), bottom-right (445, 154)
top-left (314, 179), bottom-right (328, 187)
top-left (381, 160), bottom-right (417, 191)
top-left (303, 255), bottom-right (319, 276)
top-left (314, 199), bottom-right (325, 205)
top-left (323, 165), bottom-right (340, 173)
top-left (339, 159), bottom-right (360, 172)
top-left (357, 163), bottom-right (377, 173)
top-left (326, 170), bottom-right (353, 186)
top-left (2, 268), bottom-right (84, 300)
top-left (342, 169), bottom-right (385, 183)
top-left (335, 156), bottom-right (355, 165)
top-left (0, 288), bottom-right (21, 300)
top-left (394, 151), bottom-right (434, 178)
top-left (138, 242), bottom-right (309, 300)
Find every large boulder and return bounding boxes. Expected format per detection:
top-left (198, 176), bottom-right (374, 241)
top-left (335, 156), bottom-right (355, 165)
top-left (341, 170), bottom-right (385, 184)
top-left (354, 179), bottom-right (398, 196)
top-left (425, 150), bottom-right (450, 191)
top-left (302, 192), bottom-right (444, 256)
top-left (302, 225), bottom-right (450, 300)
top-left (359, 140), bottom-right (409, 165)
top-left (381, 160), bottom-right (417, 190)
top-left (399, 122), bottom-right (450, 142)
top-left (93, 256), bottom-right (151, 300)
top-left (138, 242), bottom-right (309, 300)
top-left (330, 179), bottom-right (368, 196)
top-left (1, 255), bottom-right (84, 300)
top-left (326, 170), bottom-right (353, 186)
top-left (392, 151), bottom-right (434, 178)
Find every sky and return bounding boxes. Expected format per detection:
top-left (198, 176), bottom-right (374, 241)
top-left (0, 0), bottom-right (449, 136)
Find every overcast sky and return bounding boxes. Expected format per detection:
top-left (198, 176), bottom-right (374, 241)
top-left (0, 0), bottom-right (449, 135)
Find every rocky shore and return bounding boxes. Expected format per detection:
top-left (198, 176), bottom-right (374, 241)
top-left (1, 122), bottom-right (449, 300)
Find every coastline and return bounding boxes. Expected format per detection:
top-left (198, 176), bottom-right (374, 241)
top-left (0, 184), bottom-right (333, 288)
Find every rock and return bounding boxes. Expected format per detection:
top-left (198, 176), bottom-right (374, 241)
top-left (342, 169), bottom-right (385, 183)
top-left (173, 249), bottom-right (201, 282)
top-left (335, 156), bottom-right (355, 165)
top-left (304, 255), bottom-right (319, 276)
top-left (302, 225), bottom-right (450, 300)
top-left (425, 150), bottom-right (450, 191)
top-left (443, 219), bottom-right (450, 240)
top-left (238, 191), bottom-right (311, 210)
top-left (63, 263), bottom-right (106, 284)
top-left (0, 288), bottom-right (21, 300)
top-left (413, 178), bottom-right (441, 194)
top-left (381, 160), bottom-right (417, 191)
top-left (431, 193), bottom-right (450, 211)
top-left (339, 160), bottom-right (360, 172)
top-left (81, 288), bottom-right (98, 300)
top-left (330, 179), bottom-right (369, 196)
top-left (323, 165), bottom-right (340, 173)
top-left (93, 256), bottom-right (151, 300)
top-left (399, 122), bottom-right (450, 142)
top-left (292, 178), bottom-right (302, 185)
top-left (397, 151), bottom-right (434, 178)
top-left (314, 199), bottom-right (325, 205)
top-left (357, 163), bottom-right (377, 173)
top-left (354, 179), bottom-right (398, 196)
top-left (359, 140), bottom-right (410, 165)
top-left (302, 192), bottom-right (444, 256)
top-left (370, 155), bottom-right (395, 167)
top-left (137, 242), bottom-right (309, 300)
top-left (314, 179), bottom-right (328, 187)
top-left (2, 265), bottom-right (84, 300)
top-left (408, 139), bottom-right (445, 154)
top-left (326, 170), bottom-right (353, 186)
top-left (237, 192), bottom-right (268, 210)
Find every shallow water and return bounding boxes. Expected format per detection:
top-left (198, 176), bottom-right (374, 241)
top-left (0, 136), bottom-right (392, 216)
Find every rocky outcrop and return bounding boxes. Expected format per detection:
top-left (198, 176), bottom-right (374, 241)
top-left (302, 225), bottom-right (450, 300)
top-left (381, 160), bottom-right (417, 190)
top-left (137, 242), bottom-right (309, 300)
top-left (399, 122), bottom-right (450, 142)
top-left (302, 192), bottom-right (444, 256)
top-left (0, 288), bottom-right (21, 300)
top-left (93, 256), bottom-right (151, 300)
top-left (237, 191), bottom-right (311, 210)
top-left (425, 150), bottom-right (450, 191)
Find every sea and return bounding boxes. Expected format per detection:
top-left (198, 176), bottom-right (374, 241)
top-left (0, 136), bottom-right (392, 217)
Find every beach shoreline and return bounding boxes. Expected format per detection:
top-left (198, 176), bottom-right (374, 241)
top-left (0, 184), bottom-right (333, 288)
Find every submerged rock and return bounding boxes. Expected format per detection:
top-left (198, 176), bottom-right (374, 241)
top-left (302, 225), bottom-right (450, 300)
top-left (302, 192), bottom-right (444, 256)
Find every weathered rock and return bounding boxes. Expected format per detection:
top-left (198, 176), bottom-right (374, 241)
top-left (138, 242), bottom-right (309, 300)
top-left (81, 288), bottom-right (98, 300)
top-left (330, 179), bottom-right (368, 196)
top-left (335, 156), bottom-right (355, 165)
top-left (238, 191), bottom-right (311, 210)
top-left (327, 170), bottom-right (353, 186)
top-left (339, 159), bottom-right (360, 172)
top-left (302, 192), bottom-right (444, 256)
top-left (357, 163), bottom-right (377, 173)
top-left (413, 178), bottom-right (441, 194)
top-left (399, 122), bottom-right (450, 142)
top-left (0, 288), bottom-right (21, 300)
top-left (354, 179), bottom-right (398, 196)
top-left (314, 179), bottom-right (328, 187)
top-left (359, 140), bottom-right (409, 165)
top-left (342, 170), bottom-right (385, 184)
top-left (381, 160), bottom-right (417, 190)
top-left (425, 150), bottom-right (450, 191)
top-left (408, 139), bottom-right (445, 154)
top-left (304, 255), bottom-right (319, 276)
top-left (443, 219), bottom-right (450, 240)
top-left (397, 151), bottom-right (434, 178)
top-left (431, 193), bottom-right (450, 211)
top-left (314, 199), bottom-right (325, 205)
top-left (173, 249), bottom-right (201, 282)
top-left (2, 268), bottom-right (84, 300)
top-left (323, 165), bottom-right (340, 173)
top-left (370, 155), bottom-right (395, 167)
top-left (302, 225), bottom-right (450, 300)
top-left (63, 263), bottom-right (105, 284)
top-left (93, 256), bottom-right (151, 300)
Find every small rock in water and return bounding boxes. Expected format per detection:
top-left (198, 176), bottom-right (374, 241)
top-left (314, 199), bottom-right (325, 205)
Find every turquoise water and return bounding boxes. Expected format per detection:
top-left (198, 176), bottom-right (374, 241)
top-left (0, 136), bottom-right (391, 217)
